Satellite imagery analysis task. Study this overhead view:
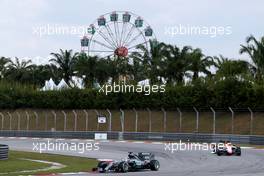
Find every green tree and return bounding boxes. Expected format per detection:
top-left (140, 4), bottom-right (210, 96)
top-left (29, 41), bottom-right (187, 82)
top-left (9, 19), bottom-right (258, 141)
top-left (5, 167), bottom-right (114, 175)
top-left (187, 48), bottom-right (214, 81)
top-left (163, 45), bottom-right (192, 85)
top-left (49, 49), bottom-right (78, 84)
top-left (29, 64), bottom-right (56, 87)
top-left (0, 57), bottom-right (10, 79)
top-left (130, 40), bottom-right (167, 84)
top-left (75, 53), bottom-right (98, 88)
top-left (214, 55), bottom-right (253, 79)
top-left (240, 35), bottom-right (264, 81)
top-left (5, 57), bottom-right (32, 83)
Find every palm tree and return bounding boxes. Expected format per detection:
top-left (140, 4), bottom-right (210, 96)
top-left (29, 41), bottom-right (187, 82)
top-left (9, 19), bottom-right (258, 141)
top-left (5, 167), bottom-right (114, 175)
top-left (0, 57), bottom-right (10, 79)
top-left (240, 35), bottom-right (264, 81)
top-left (96, 58), bottom-right (110, 85)
top-left (163, 45), bottom-right (192, 85)
top-left (130, 40), bottom-right (167, 84)
top-left (128, 56), bottom-right (146, 82)
top-left (187, 48), bottom-right (214, 81)
top-left (214, 55), bottom-right (253, 79)
top-left (29, 64), bottom-right (56, 87)
top-left (75, 53), bottom-right (98, 88)
top-left (113, 56), bottom-right (131, 82)
top-left (49, 49), bottom-right (79, 84)
top-left (5, 57), bottom-right (32, 83)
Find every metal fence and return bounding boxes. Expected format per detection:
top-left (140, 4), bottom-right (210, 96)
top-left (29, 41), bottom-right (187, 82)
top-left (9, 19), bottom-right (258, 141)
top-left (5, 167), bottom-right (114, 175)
top-left (0, 107), bottom-right (263, 135)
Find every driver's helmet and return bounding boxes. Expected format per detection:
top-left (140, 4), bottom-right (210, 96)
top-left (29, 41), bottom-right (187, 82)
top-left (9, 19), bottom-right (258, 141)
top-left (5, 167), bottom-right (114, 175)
top-left (128, 152), bottom-right (137, 159)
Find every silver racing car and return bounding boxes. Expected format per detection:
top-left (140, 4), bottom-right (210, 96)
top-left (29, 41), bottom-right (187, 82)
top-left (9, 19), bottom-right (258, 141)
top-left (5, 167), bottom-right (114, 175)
top-left (95, 152), bottom-right (160, 173)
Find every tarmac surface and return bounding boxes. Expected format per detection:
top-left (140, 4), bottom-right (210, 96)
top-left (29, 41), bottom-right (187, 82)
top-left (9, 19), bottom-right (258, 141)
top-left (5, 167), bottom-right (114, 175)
top-left (1, 137), bottom-right (264, 176)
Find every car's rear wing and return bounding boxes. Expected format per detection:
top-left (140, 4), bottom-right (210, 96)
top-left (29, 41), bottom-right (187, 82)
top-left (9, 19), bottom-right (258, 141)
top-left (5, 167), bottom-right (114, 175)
top-left (138, 152), bottom-right (155, 160)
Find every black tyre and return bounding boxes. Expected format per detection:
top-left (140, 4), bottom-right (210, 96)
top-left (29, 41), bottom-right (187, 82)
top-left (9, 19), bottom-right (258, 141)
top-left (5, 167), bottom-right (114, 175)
top-left (119, 161), bottom-right (129, 173)
top-left (236, 147), bottom-right (241, 156)
top-left (217, 151), bottom-right (223, 156)
top-left (236, 149), bottom-right (241, 156)
top-left (150, 160), bottom-right (160, 171)
top-left (97, 161), bottom-right (107, 173)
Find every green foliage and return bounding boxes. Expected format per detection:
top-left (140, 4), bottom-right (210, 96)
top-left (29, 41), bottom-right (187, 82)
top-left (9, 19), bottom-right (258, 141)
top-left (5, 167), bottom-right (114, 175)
top-left (0, 79), bottom-right (264, 109)
top-left (0, 35), bottom-right (264, 109)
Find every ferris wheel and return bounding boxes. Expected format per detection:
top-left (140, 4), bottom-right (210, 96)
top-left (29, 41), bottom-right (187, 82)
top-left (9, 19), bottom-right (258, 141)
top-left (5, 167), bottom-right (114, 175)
top-left (81, 11), bottom-right (156, 58)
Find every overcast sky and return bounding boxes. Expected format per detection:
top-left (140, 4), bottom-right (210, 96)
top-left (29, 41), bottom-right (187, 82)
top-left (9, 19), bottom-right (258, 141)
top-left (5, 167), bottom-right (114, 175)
top-left (0, 0), bottom-right (263, 64)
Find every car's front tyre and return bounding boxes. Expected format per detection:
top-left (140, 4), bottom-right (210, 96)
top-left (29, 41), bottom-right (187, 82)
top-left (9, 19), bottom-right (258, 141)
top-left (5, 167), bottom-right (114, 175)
top-left (119, 161), bottom-right (129, 173)
top-left (97, 161), bottom-right (107, 173)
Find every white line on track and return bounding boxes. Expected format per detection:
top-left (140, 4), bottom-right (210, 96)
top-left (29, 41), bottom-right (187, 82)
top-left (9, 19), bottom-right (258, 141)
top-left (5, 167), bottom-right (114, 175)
top-left (132, 141), bottom-right (145, 144)
top-left (241, 147), bottom-right (254, 149)
top-left (115, 140), bottom-right (127, 143)
top-left (151, 142), bottom-right (163, 145)
top-left (7, 137), bottom-right (16, 139)
top-left (56, 138), bottom-right (66, 140)
top-left (19, 137), bottom-right (28, 139)
top-left (70, 139), bottom-right (80, 141)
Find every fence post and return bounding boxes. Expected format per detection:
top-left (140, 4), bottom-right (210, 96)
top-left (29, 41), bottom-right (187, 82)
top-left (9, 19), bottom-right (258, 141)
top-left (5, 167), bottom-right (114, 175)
top-left (0, 112), bottom-right (4, 130)
top-left (94, 110), bottom-right (99, 131)
top-left (248, 107), bottom-right (254, 135)
top-left (193, 107), bottom-right (199, 132)
top-left (147, 108), bottom-right (152, 132)
top-left (177, 108), bottom-right (182, 132)
top-left (25, 111), bottom-right (30, 131)
top-left (106, 109), bottom-right (112, 131)
top-left (83, 110), bottom-right (89, 131)
top-left (120, 109), bottom-right (125, 132)
top-left (34, 111), bottom-right (38, 130)
top-left (229, 107), bottom-right (234, 134)
top-left (62, 111), bottom-right (67, 131)
top-left (16, 112), bottom-right (21, 131)
top-left (210, 107), bottom-right (216, 134)
top-left (133, 108), bottom-right (138, 132)
top-left (73, 110), bottom-right (77, 131)
top-left (7, 112), bottom-right (12, 130)
top-left (161, 108), bottom-right (167, 132)
top-left (45, 111), bottom-right (48, 131)
top-left (52, 111), bottom-right (57, 131)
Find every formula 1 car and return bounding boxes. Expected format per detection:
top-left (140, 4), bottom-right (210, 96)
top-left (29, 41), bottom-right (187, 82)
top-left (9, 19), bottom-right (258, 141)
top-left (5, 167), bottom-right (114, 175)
top-left (212, 141), bottom-right (241, 156)
top-left (95, 152), bottom-right (160, 173)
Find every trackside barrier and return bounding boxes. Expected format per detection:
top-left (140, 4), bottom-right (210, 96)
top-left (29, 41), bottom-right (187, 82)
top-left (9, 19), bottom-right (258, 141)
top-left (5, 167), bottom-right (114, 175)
top-left (0, 144), bottom-right (9, 160)
top-left (0, 131), bottom-right (264, 145)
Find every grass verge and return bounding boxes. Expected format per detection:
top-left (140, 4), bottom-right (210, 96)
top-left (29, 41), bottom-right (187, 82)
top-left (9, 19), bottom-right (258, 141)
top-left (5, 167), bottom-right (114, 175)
top-left (0, 150), bottom-right (97, 176)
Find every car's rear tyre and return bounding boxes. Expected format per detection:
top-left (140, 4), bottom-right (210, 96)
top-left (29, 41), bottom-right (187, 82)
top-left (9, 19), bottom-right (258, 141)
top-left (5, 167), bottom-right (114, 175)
top-left (150, 160), bottom-right (160, 171)
top-left (236, 151), bottom-right (241, 156)
top-left (119, 161), bottom-right (129, 173)
top-left (235, 148), bottom-right (241, 156)
top-left (217, 152), bottom-right (223, 156)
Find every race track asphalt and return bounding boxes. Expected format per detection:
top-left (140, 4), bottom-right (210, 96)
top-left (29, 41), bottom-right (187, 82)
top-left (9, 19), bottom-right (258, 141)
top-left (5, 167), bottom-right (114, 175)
top-left (0, 137), bottom-right (264, 176)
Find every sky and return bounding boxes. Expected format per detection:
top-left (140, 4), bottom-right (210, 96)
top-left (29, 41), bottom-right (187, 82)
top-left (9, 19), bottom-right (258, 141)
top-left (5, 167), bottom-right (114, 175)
top-left (0, 0), bottom-right (263, 64)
